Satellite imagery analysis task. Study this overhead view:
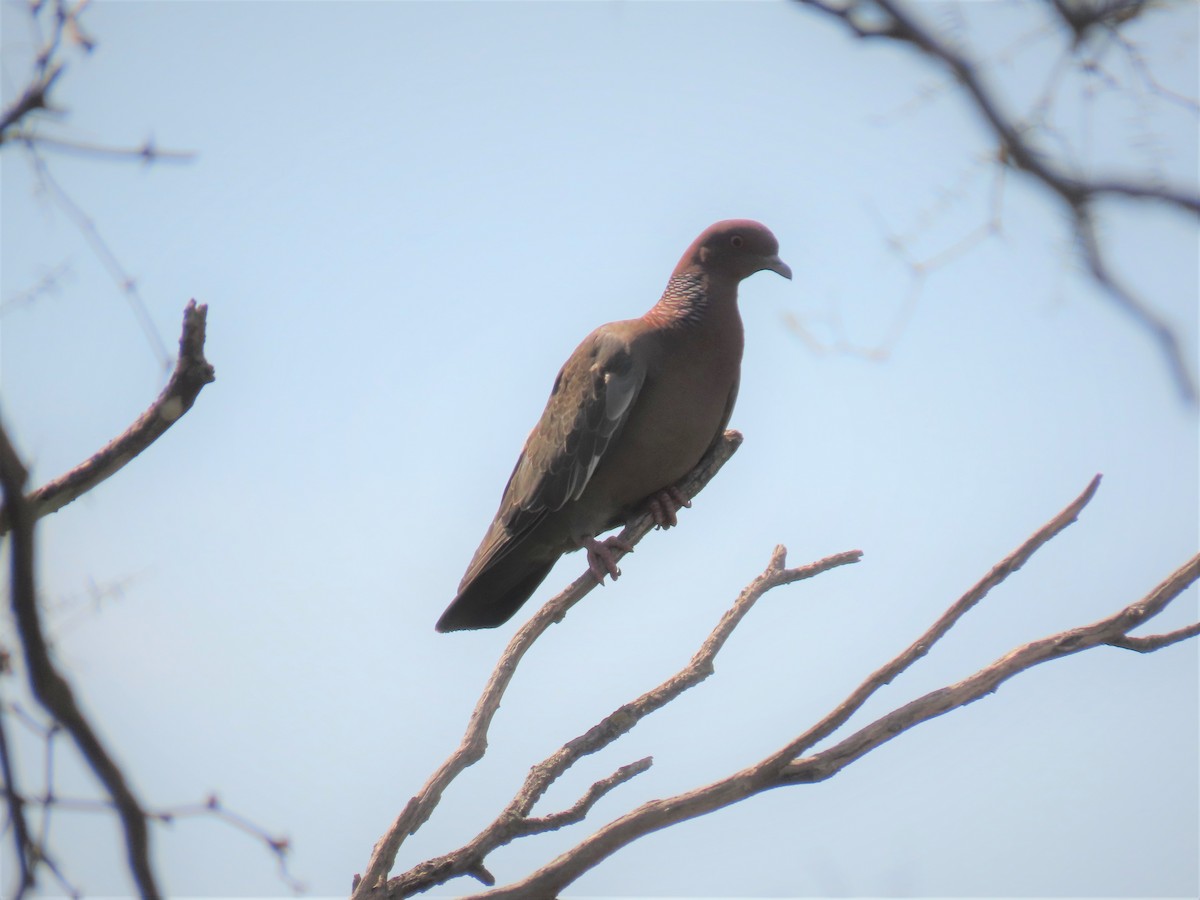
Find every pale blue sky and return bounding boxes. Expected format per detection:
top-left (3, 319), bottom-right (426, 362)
top-left (1, 1), bottom-right (1197, 898)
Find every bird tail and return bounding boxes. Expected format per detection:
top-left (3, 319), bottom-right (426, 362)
top-left (435, 556), bottom-right (557, 632)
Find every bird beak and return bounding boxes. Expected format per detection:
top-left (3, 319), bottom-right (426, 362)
top-left (764, 255), bottom-right (792, 280)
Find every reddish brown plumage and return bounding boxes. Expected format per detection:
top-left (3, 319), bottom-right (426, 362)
top-left (436, 220), bottom-right (790, 632)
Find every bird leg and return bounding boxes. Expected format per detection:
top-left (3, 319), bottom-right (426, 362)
top-left (581, 535), bottom-right (633, 584)
top-left (578, 485), bottom-right (691, 586)
top-left (645, 485), bottom-right (692, 529)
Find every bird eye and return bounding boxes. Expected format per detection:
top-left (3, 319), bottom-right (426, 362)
top-left (730, 235), bottom-right (744, 248)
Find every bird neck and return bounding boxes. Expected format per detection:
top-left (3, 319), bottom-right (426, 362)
top-left (643, 272), bottom-right (736, 329)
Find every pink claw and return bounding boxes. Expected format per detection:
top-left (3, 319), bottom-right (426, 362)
top-left (646, 486), bottom-right (692, 529)
top-left (582, 535), bottom-right (634, 584)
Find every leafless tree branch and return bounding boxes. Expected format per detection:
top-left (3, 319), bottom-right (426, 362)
top-left (0, 688), bottom-right (36, 897)
top-left (0, 300), bottom-right (215, 536)
top-left (781, 549), bottom-right (1200, 784)
top-left (353, 431), bottom-right (753, 895)
top-left (0, 424), bottom-right (160, 899)
top-left (359, 475), bottom-right (1189, 899)
top-left (794, 0), bottom-right (1199, 403)
top-left (20, 145), bottom-right (173, 368)
top-left (0, 64), bottom-right (64, 145)
top-left (439, 478), bottom-right (1196, 899)
top-left (518, 757), bottom-right (654, 835)
top-left (8, 131), bottom-right (196, 163)
top-left (0, 261), bottom-right (72, 315)
top-left (1071, 204), bottom-right (1196, 401)
top-left (373, 544), bottom-right (863, 897)
top-left (152, 795), bottom-right (302, 893)
top-left (1, 0), bottom-right (95, 144)
top-left (4, 0), bottom-right (191, 367)
top-left (762, 473), bottom-right (1103, 768)
top-left (0, 298), bottom-right (215, 897)
top-left (2, 696), bottom-right (304, 896)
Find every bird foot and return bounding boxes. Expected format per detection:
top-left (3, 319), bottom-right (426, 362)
top-left (646, 485), bottom-right (692, 529)
top-left (583, 535), bottom-right (633, 585)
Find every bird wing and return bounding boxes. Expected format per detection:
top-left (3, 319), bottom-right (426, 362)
top-left (460, 327), bottom-right (646, 584)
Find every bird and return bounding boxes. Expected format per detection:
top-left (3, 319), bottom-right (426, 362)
top-left (435, 219), bottom-right (791, 632)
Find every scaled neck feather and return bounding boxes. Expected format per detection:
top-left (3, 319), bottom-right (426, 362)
top-left (643, 272), bottom-right (722, 328)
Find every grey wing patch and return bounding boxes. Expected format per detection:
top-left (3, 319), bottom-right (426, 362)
top-left (563, 359), bottom-right (640, 500)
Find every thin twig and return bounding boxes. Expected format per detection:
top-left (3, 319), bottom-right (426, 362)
top-left (155, 796), bottom-right (303, 893)
top-left (8, 131), bottom-right (196, 163)
top-left (1, 783), bottom-right (305, 894)
top-left (519, 757), bottom-right (655, 834)
top-left (0, 261), bottom-right (72, 314)
top-left (0, 689), bottom-right (37, 897)
top-left (1105, 620), bottom-right (1200, 652)
top-left (21, 143), bottom-right (172, 370)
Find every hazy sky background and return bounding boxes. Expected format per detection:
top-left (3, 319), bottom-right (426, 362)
top-left (1, 1), bottom-right (1197, 898)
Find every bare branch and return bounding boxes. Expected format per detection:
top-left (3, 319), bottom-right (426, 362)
top-left (1, 702), bottom-right (304, 896)
top-left (1048, 0), bottom-right (1153, 44)
top-left (461, 479), bottom-right (1197, 899)
top-left (794, 0), bottom-right (1199, 402)
top-left (353, 431), bottom-right (747, 896)
top-left (776, 473), bottom-right (1102, 762)
top-left (1107, 23), bottom-right (1200, 114)
top-left (519, 757), bottom-right (655, 835)
top-left (21, 144), bottom-right (173, 369)
top-left (458, 475), bottom-right (1102, 897)
top-left (379, 546), bottom-right (863, 897)
top-left (504, 547), bottom-right (863, 823)
top-left (782, 549), bottom-right (1200, 782)
top-left (1086, 177), bottom-right (1200, 214)
top-left (1, 0), bottom-right (97, 144)
top-left (0, 424), bottom-right (160, 899)
top-left (0, 300), bottom-right (214, 897)
top-left (1072, 205), bottom-right (1196, 400)
top-left (0, 689), bottom-right (37, 897)
top-left (7, 131), bottom-right (196, 164)
top-left (153, 795), bottom-right (303, 894)
top-left (0, 262), bottom-right (72, 315)
top-left (0, 300), bottom-right (215, 536)
top-left (4, 1), bottom-right (195, 366)
top-left (1105, 621), bottom-right (1200, 652)
top-left (0, 64), bottom-right (64, 144)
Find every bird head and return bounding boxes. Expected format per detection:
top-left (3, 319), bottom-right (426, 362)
top-left (679, 219), bottom-right (792, 282)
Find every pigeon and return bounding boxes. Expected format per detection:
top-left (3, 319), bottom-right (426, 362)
top-left (436, 219), bottom-right (790, 632)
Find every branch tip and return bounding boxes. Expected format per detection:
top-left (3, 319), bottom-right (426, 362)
top-left (0, 300), bottom-right (214, 534)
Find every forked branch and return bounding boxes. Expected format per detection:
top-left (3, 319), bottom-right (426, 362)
top-left (377, 545), bottom-right (863, 897)
top-left (352, 430), bottom-right (750, 896)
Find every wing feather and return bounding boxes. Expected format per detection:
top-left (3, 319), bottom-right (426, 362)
top-left (459, 328), bottom-right (645, 585)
